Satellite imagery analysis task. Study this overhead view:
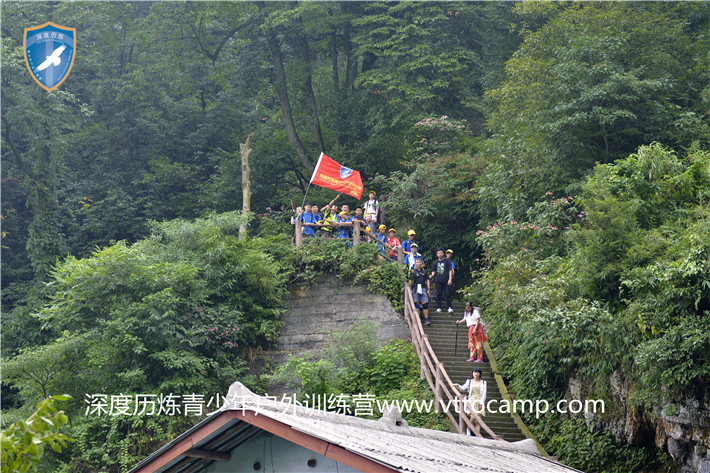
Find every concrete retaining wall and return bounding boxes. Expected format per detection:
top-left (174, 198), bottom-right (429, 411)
top-left (273, 273), bottom-right (410, 362)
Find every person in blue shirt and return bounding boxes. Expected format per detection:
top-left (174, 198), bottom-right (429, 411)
top-left (406, 243), bottom-right (423, 271)
top-left (314, 206), bottom-right (325, 236)
top-left (375, 224), bottom-right (388, 253)
top-left (446, 249), bottom-right (456, 271)
top-left (336, 205), bottom-right (353, 240)
top-left (299, 203), bottom-right (317, 238)
top-left (402, 230), bottom-right (420, 267)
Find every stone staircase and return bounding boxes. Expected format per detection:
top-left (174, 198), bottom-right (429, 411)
top-left (424, 301), bottom-right (527, 442)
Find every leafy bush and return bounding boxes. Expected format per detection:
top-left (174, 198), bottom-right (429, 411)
top-left (1, 395), bottom-right (71, 473)
top-left (537, 418), bottom-right (673, 473)
top-left (467, 144), bottom-right (710, 469)
top-left (2, 212), bottom-right (291, 473)
top-left (290, 238), bottom-right (407, 310)
top-left (366, 340), bottom-right (419, 394)
top-left (266, 321), bottom-right (446, 429)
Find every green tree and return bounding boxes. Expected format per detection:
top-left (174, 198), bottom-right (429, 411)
top-left (1, 395), bottom-right (71, 473)
top-left (478, 3), bottom-right (710, 221)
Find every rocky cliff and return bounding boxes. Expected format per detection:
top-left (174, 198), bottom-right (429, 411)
top-left (270, 273), bottom-right (410, 365)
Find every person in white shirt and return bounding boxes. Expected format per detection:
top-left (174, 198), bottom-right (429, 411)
top-left (456, 302), bottom-right (487, 362)
top-left (454, 368), bottom-right (487, 434)
top-left (405, 243), bottom-right (423, 271)
top-left (364, 190), bottom-right (379, 224)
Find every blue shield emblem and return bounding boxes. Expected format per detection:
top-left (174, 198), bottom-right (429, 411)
top-left (340, 166), bottom-right (353, 179)
top-left (24, 22), bottom-right (76, 92)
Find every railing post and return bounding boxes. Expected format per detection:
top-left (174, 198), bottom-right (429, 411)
top-left (295, 219), bottom-right (302, 246)
top-left (434, 362), bottom-right (443, 414)
top-left (458, 407), bottom-right (465, 434)
top-left (353, 222), bottom-right (360, 246)
top-left (420, 345), bottom-right (426, 379)
top-left (397, 246), bottom-right (403, 263)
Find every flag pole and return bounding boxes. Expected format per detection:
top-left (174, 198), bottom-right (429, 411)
top-left (302, 152), bottom-right (324, 208)
top-left (301, 182), bottom-right (313, 209)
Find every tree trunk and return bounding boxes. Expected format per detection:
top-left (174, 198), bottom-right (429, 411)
top-left (330, 20), bottom-right (340, 96)
top-left (296, 32), bottom-right (325, 154)
top-left (239, 133), bottom-right (254, 241)
top-left (342, 5), bottom-right (357, 94)
top-left (601, 122), bottom-right (610, 163)
top-left (265, 28), bottom-right (314, 173)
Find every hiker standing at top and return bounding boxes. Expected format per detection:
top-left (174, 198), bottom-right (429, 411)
top-left (456, 302), bottom-right (488, 363)
top-left (430, 248), bottom-right (453, 313)
top-left (336, 205), bottom-right (353, 240)
top-left (362, 214), bottom-right (374, 242)
top-left (290, 206), bottom-right (302, 228)
top-left (402, 230), bottom-right (420, 267)
top-left (313, 204), bottom-right (325, 237)
top-left (364, 190), bottom-right (380, 224)
top-left (409, 257), bottom-right (431, 326)
top-left (319, 194), bottom-right (341, 239)
top-left (296, 203), bottom-right (317, 238)
top-left (319, 203), bottom-right (335, 238)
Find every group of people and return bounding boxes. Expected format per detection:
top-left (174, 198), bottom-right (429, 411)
top-left (454, 306), bottom-right (488, 430)
top-left (409, 257), bottom-right (486, 360)
top-left (410, 260), bottom-right (489, 427)
top-left (453, 303), bottom-right (490, 428)
top-left (408, 248), bottom-right (458, 323)
top-left (292, 191), bottom-right (381, 241)
top-left (292, 191), bottom-right (431, 264)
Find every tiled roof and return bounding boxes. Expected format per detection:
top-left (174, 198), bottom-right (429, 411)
top-left (223, 383), bottom-right (581, 473)
top-left (131, 382), bottom-right (583, 473)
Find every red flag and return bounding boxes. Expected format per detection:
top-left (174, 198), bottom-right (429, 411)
top-left (309, 152), bottom-right (363, 199)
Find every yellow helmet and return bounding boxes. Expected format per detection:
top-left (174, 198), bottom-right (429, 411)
top-left (446, 249), bottom-right (454, 255)
top-left (407, 230), bottom-right (416, 236)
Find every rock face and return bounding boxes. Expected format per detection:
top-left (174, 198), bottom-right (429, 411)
top-left (273, 273), bottom-right (410, 362)
top-left (578, 372), bottom-right (710, 472)
top-left (654, 391), bottom-right (710, 473)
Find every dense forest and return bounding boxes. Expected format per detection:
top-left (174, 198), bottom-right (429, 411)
top-left (2, 2), bottom-right (709, 472)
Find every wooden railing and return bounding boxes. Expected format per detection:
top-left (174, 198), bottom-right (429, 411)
top-left (294, 219), bottom-right (404, 263)
top-left (403, 284), bottom-right (503, 440)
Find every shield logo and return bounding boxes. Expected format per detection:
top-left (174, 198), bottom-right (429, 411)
top-left (340, 166), bottom-right (353, 179)
top-left (24, 22), bottom-right (76, 92)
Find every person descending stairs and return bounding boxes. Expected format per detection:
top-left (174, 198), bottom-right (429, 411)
top-left (424, 301), bottom-right (528, 441)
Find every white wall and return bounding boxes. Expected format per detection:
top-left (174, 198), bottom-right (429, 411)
top-left (205, 430), bottom-right (361, 473)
